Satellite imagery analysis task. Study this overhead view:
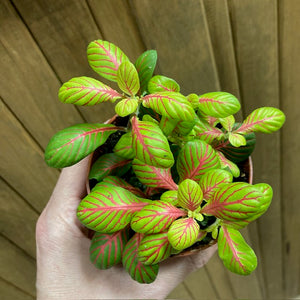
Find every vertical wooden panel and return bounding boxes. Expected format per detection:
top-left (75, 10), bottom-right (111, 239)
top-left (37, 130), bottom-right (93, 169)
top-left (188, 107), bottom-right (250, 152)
top-left (279, 0), bottom-right (300, 297)
top-left (168, 282), bottom-right (192, 299)
top-left (0, 279), bottom-right (34, 300)
top-left (0, 178), bottom-right (38, 258)
top-left (0, 236), bottom-right (36, 297)
top-left (228, 1), bottom-right (282, 298)
top-left (130, 0), bottom-right (219, 94)
top-left (0, 99), bottom-right (59, 212)
top-left (0, 0), bottom-right (83, 149)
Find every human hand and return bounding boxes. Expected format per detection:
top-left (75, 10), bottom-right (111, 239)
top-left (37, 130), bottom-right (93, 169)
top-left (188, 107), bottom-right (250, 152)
top-left (36, 156), bottom-right (217, 299)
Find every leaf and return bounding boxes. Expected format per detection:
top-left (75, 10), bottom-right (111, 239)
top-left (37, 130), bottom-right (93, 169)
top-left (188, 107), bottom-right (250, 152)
top-left (138, 232), bottom-right (172, 265)
top-left (198, 92), bottom-right (241, 118)
top-left (134, 50), bottom-right (157, 94)
top-left (160, 190), bottom-right (178, 206)
top-left (177, 179), bottom-right (203, 211)
top-left (176, 140), bottom-right (220, 182)
top-left (89, 228), bottom-right (129, 269)
top-left (113, 132), bottom-right (135, 159)
top-left (218, 226), bottom-right (257, 275)
top-left (115, 98), bottom-right (139, 117)
top-left (58, 76), bottom-right (122, 106)
top-left (235, 107), bottom-right (286, 134)
top-left (132, 159), bottom-right (178, 190)
top-left (200, 182), bottom-right (264, 222)
top-left (45, 124), bottom-right (120, 168)
top-left (131, 116), bottom-right (174, 168)
top-left (89, 153), bottom-right (131, 181)
top-left (219, 115), bottom-right (235, 132)
top-left (77, 185), bottom-right (150, 233)
top-left (216, 151), bottom-right (240, 177)
top-left (176, 118), bottom-right (197, 136)
top-left (117, 61), bottom-right (140, 96)
top-left (228, 133), bottom-right (247, 147)
top-left (199, 169), bottom-right (233, 203)
top-left (142, 92), bottom-right (195, 121)
top-left (122, 233), bottom-right (159, 284)
top-left (168, 218), bottom-right (200, 251)
top-left (87, 40), bottom-right (129, 82)
top-left (186, 93), bottom-right (199, 109)
top-left (131, 201), bottom-right (187, 234)
top-left (193, 118), bottom-right (224, 144)
top-left (159, 116), bottom-right (178, 136)
top-left (148, 75), bottom-right (180, 93)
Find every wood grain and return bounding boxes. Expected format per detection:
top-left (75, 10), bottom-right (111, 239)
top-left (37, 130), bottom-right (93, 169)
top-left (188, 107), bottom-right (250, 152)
top-left (168, 282), bottom-right (192, 299)
top-left (0, 235), bottom-right (36, 297)
top-left (0, 279), bottom-right (34, 300)
top-left (0, 178), bottom-right (38, 258)
top-left (279, 0), bottom-right (300, 297)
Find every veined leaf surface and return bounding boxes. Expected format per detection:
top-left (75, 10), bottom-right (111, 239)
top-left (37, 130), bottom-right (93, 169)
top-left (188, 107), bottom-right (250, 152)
top-left (235, 107), bottom-right (285, 134)
top-left (122, 233), bottom-right (159, 284)
top-left (115, 98), bottom-right (138, 117)
top-left (113, 132), bottom-right (135, 159)
top-left (218, 226), bottom-right (257, 275)
top-left (131, 201), bottom-right (186, 234)
top-left (216, 151), bottom-right (240, 178)
top-left (168, 218), bottom-right (200, 251)
top-left (135, 50), bottom-right (157, 94)
top-left (148, 75), bottom-right (180, 93)
top-left (200, 182), bottom-right (264, 222)
top-left (87, 39), bottom-right (129, 82)
top-left (131, 116), bottom-right (174, 168)
top-left (142, 92), bottom-right (194, 121)
top-left (90, 228), bottom-right (129, 269)
top-left (228, 133), bottom-right (247, 147)
top-left (58, 76), bottom-right (122, 106)
top-left (199, 169), bottom-right (233, 203)
top-left (198, 92), bottom-right (241, 118)
top-left (45, 124), bottom-right (120, 168)
top-left (132, 159), bottom-right (177, 190)
top-left (117, 61), bottom-right (140, 96)
top-left (160, 190), bottom-right (178, 206)
top-left (89, 153), bottom-right (132, 181)
top-left (193, 118), bottom-right (224, 144)
top-left (77, 185), bottom-right (150, 233)
top-left (138, 232), bottom-right (172, 265)
top-left (176, 140), bottom-right (220, 182)
top-left (177, 179), bottom-right (203, 211)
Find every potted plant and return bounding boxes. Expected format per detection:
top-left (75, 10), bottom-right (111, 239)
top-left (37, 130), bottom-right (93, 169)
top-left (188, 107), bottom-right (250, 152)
top-left (44, 39), bottom-right (285, 284)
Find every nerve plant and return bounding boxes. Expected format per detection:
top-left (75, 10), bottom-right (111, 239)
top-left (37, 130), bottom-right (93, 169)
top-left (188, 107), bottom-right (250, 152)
top-left (45, 39), bottom-right (285, 284)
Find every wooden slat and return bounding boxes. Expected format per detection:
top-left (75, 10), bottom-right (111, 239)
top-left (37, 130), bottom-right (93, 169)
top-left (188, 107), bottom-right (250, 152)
top-left (168, 282), bottom-right (192, 299)
top-left (0, 279), bottom-right (34, 300)
top-left (0, 178), bottom-right (38, 258)
top-left (279, 0), bottom-right (300, 297)
top-left (228, 1), bottom-right (282, 298)
top-left (0, 235), bottom-right (36, 297)
top-left (87, 0), bottom-right (145, 61)
top-left (0, 0), bottom-right (83, 149)
top-left (12, 0), bottom-right (115, 123)
top-left (129, 0), bottom-right (219, 94)
top-left (0, 99), bottom-right (59, 212)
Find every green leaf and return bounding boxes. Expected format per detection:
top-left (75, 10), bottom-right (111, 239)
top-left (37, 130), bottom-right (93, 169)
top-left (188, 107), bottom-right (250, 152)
top-left (218, 226), bottom-right (257, 275)
top-left (228, 133), bottom-right (247, 147)
top-left (148, 75), bottom-right (180, 93)
top-left (134, 50), bottom-right (157, 94)
top-left (87, 40), bottom-right (129, 82)
top-left (186, 93), bottom-right (199, 109)
top-left (89, 153), bottom-right (131, 181)
top-left (199, 169), bottom-right (233, 203)
top-left (142, 92), bottom-right (195, 121)
top-left (198, 92), bottom-right (241, 118)
top-left (235, 107), bottom-right (286, 134)
top-left (77, 185), bottom-right (149, 233)
top-left (113, 132), bottom-right (135, 159)
top-left (176, 140), bottom-right (220, 182)
top-left (117, 61), bottom-right (140, 96)
top-left (193, 118), bottom-right (224, 144)
top-left (159, 116), bottom-right (178, 136)
top-left (122, 233), bottom-right (159, 284)
top-left (168, 218), bottom-right (200, 251)
top-left (176, 118), bottom-right (197, 136)
top-left (219, 115), bottom-right (235, 132)
top-left (90, 228), bottom-right (129, 269)
top-left (131, 201), bottom-right (187, 234)
top-left (216, 151), bottom-right (240, 177)
top-left (160, 190), bottom-right (178, 206)
top-left (115, 98), bottom-right (139, 117)
top-left (132, 159), bottom-right (178, 190)
top-left (178, 179), bottom-right (203, 211)
top-left (138, 232), bottom-right (172, 265)
top-left (45, 124), bottom-right (120, 168)
top-left (131, 116), bottom-right (174, 168)
top-left (58, 76), bottom-right (122, 106)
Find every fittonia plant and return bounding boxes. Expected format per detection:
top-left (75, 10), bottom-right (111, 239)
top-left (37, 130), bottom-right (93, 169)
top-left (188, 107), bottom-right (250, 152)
top-left (45, 40), bottom-right (285, 284)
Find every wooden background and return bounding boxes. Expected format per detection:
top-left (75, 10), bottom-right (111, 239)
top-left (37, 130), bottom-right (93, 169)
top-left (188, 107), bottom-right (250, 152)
top-left (0, 0), bottom-right (299, 299)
